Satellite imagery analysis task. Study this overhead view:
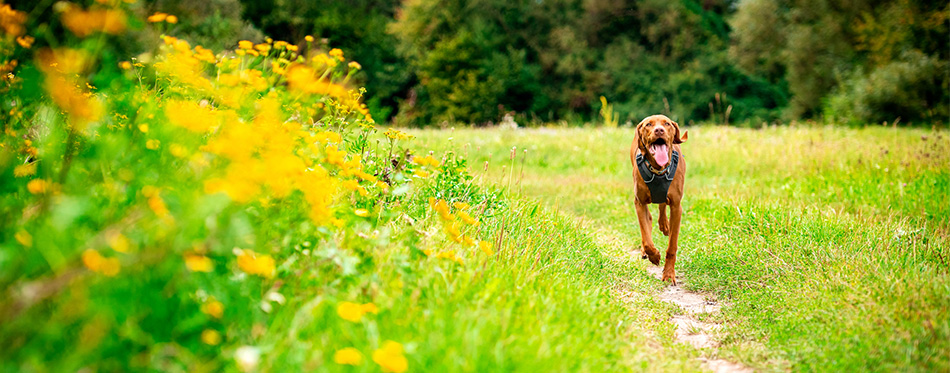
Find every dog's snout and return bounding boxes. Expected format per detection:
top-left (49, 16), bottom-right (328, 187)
top-left (654, 127), bottom-right (665, 135)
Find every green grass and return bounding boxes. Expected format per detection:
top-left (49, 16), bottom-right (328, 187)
top-left (411, 125), bottom-right (950, 372)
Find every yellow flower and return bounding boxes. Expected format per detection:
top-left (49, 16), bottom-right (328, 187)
top-left (0, 4), bottom-right (27, 36)
top-left (461, 235), bottom-right (476, 247)
top-left (305, 35), bottom-right (314, 42)
top-left (236, 250), bottom-right (276, 278)
top-left (201, 329), bottom-right (221, 345)
top-left (348, 61), bottom-right (361, 70)
top-left (146, 139), bottom-right (160, 149)
top-left (119, 61), bottom-right (132, 70)
top-left (14, 230), bottom-right (32, 247)
top-left (413, 169), bottom-right (429, 178)
top-left (106, 231), bottom-right (130, 253)
top-left (82, 249), bottom-right (120, 276)
top-left (201, 299), bottom-right (224, 318)
top-left (27, 179), bottom-right (49, 194)
top-left (360, 303), bottom-right (379, 314)
top-left (166, 15), bottom-right (178, 24)
top-left (238, 40), bottom-right (253, 50)
top-left (138, 124), bottom-right (149, 133)
top-left (185, 254), bottom-right (214, 272)
top-left (333, 348), bottom-right (362, 365)
top-left (61, 7), bottom-right (127, 37)
top-left (372, 341), bottom-right (408, 373)
top-left (458, 210), bottom-right (479, 226)
top-left (16, 35), bottom-right (33, 48)
top-left (254, 43), bottom-right (271, 53)
top-left (328, 48), bottom-right (344, 60)
top-left (479, 241), bottom-right (494, 256)
top-left (431, 199), bottom-right (454, 221)
top-left (147, 12), bottom-right (167, 23)
top-left (13, 163), bottom-right (36, 177)
top-left (452, 202), bottom-right (470, 210)
top-left (337, 301), bottom-right (364, 322)
top-left (354, 209), bottom-right (370, 217)
top-left (165, 100), bottom-right (218, 133)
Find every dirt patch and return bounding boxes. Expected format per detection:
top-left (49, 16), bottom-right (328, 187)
top-left (645, 265), bottom-right (752, 373)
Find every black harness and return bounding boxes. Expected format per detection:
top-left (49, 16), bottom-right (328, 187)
top-left (636, 150), bottom-right (680, 204)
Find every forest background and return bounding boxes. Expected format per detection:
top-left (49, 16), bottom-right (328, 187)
top-left (18, 0), bottom-right (950, 126)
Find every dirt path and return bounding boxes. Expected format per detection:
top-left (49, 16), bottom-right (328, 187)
top-left (567, 215), bottom-right (752, 372)
top-left (644, 266), bottom-right (752, 373)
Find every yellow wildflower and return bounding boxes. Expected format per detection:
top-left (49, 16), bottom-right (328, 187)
top-left (254, 43), bottom-right (271, 54)
top-left (354, 209), bottom-right (370, 217)
top-left (328, 48), bottom-right (344, 60)
top-left (165, 100), bottom-right (218, 132)
top-left (372, 341), bottom-right (408, 373)
top-left (413, 169), bottom-right (429, 178)
top-left (479, 241), bottom-right (494, 256)
top-left (82, 249), bottom-right (120, 276)
top-left (334, 348), bottom-right (362, 365)
top-left (14, 230), bottom-right (32, 247)
top-left (119, 61), bottom-right (132, 70)
top-left (146, 12), bottom-right (167, 23)
top-left (432, 199), bottom-right (454, 221)
top-left (337, 301), bottom-right (363, 322)
top-left (0, 4), bottom-right (27, 36)
top-left (201, 329), bottom-right (221, 345)
top-left (185, 254), bottom-right (213, 272)
top-left (238, 40), bottom-right (253, 50)
top-left (61, 7), bottom-right (127, 37)
top-left (16, 35), bottom-right (33, 48)
top-left (458, 210), bottom-right (479, 226)
top-left (13, 163), bottom-right (36, 177)
top-left (236, 249), bottom-right (276, 278)
top-left (453, 202), bottom-right (470, 210)
top-left (146, 139), bottom-right (160, 149)
top-left (201, 299), bottom-right (225, 319)
top-left (138, 124), bottom-right (148, 133)
top-left (462, 235), bottom-right (476, 247)
top-left (361, 303), bottom-right (379, 314)
top-left (166, 15), bottom-right (178, 24)
top-left (106, 231), bottom-right (130, 253)
top-left (305, 35), bottom-right (314, 42)
top-left (27, 179), bottom-right (49, 194)
top-left (348, 61), bottom-right (361, 70)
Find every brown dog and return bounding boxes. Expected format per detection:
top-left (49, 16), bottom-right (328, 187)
top-left (629, 115), bottom-right (687, 284)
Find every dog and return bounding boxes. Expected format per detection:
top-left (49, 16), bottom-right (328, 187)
top-left (629, 115), bottom-right (687, 285)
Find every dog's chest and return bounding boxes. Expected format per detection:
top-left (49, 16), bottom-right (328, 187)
top-left (635, 150), bottom-right (680, 204)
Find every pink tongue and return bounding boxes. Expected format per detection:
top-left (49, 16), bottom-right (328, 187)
top-left (650, 144), bottom-right (669, 168)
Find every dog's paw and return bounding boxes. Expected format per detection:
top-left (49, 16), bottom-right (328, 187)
top-left (662, 267), bottom-right (677, 285)
top-left (659, 220), bottom-right (670, 236)
top-left (641, 245), bottom-right (661, 265)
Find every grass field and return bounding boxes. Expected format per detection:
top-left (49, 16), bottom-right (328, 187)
top-left (411, 125), bottom-right (950, 371)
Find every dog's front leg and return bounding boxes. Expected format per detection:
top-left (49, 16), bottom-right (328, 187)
top-left (663, 202), bottom-right (683, 285)
top-left (635, 199), bottom-right (660, 265)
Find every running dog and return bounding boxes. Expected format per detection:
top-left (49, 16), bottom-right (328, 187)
top-left (629, 115), bottom-right (687, 284)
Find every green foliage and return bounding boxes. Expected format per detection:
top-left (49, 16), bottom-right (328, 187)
top-left (731, 0), bottom-right (949, 123)
top-left (390, 0), bottom-right (785, 126)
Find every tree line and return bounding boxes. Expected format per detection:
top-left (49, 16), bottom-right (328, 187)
top-left (134, 0), bottom-right (950, 126)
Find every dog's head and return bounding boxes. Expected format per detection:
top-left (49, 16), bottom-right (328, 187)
top-left (636, 115), bottom-right (687, 169)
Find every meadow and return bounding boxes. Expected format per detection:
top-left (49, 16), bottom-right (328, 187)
top-left (412, 125), bottom-right (950, 371)
top-left (2, 2), bottom-right (948, 372)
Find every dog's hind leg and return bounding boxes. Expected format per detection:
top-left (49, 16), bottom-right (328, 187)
top-left (635, 199), bottom-right (661, 265)
top-left (658, 203), bottom-right (670, 236)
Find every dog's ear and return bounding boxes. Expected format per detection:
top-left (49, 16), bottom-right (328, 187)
top-left (635, 118), bottom-right (649, 148)
top-left (672, 121), bottom-right (688, 144)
